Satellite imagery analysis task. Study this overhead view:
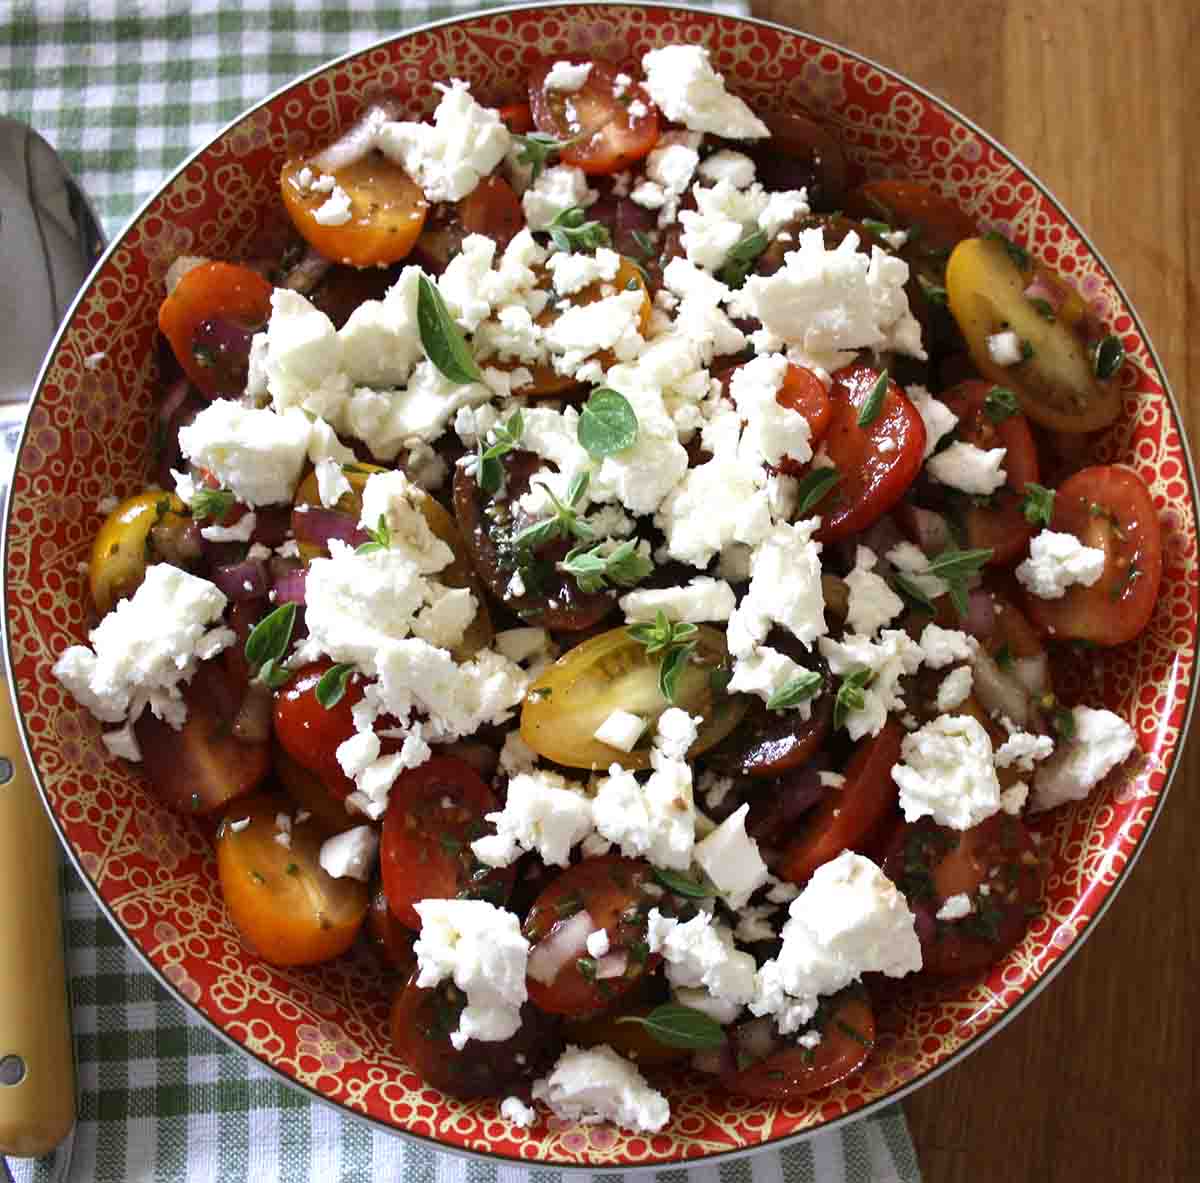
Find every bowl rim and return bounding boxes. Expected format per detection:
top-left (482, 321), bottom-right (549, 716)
top-left (4, 2), bottom-right (1195, 1171)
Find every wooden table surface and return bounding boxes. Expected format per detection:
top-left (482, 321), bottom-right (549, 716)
top-left (747, 2), bottom-right (1198, 1180)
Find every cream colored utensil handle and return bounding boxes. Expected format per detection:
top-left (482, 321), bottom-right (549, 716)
top-left (0, 681), bottom-right (76, 1157)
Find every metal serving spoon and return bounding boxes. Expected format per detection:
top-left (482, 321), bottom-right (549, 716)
top-left (0, 116), bottom-right (104, 1163)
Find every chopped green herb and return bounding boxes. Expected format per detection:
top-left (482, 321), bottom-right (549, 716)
top-left (766, 670), bottom-right (824, 711)
top-left (716, 229), bottom-right (769, 288)
top-left (708, 666), bottom-right (732, 695)
top-left (985, 229), bottom-right (1030, 270)
top-left (416, 274), bottom-right (484, 386)
top-left (627, 610), bottom-right (698, 656)
top-left (861, 218), bottom-right (893, 238)
top-left (891, 571), bottom-right (937, 612)
top-left (560, 537), bottom-right (653, 593)
top-left (1020, 338), bottom-right (1035, 362)
top-left (1093, 333), bottom-right (1125, 380)
top-left (651, 866), bottom-right (717, 899)
top-left (244, 603), bottom-right (297, 676)
top-left (315, 662), bottom-right (356, 710)
top-left (1111, 560), bottom-right (1142, 601)
top-left (793, 465), bottom-right (842, 515)
top-left (190, 486), bottom-right (235, 522)
top-left (657, 641), bottom-right (696, 705)
top-left (1053, 706), bottom-right (1077, 741)
top-left (994, 642), bottom-right (1014, 671)
top-left (1028, 296), bottom-right (1056, 321)
top-left (513, 471), bottom-right (593, 549)
top-left (616, 1003), bottom-right (725, 1050)
top-left (285, 863), bottom-right (299, 876)
top-left (255, 657), bottom-right (291, 691)
top-left (833, 668), bottom-right (872, 730)
top-left (556, 891), bottom-right (584, 918)
top-left (355, 513), bottom-right (392, 555)
top-left (511, 130), bottom-right (582, 182)
top-left (476, 408), bottom-right (525, 495)
top-left (547, 205), bottom-right (611, 253)
top-left (917, 275), bottom-right (948, 305)
top-left (857, 369), bottom-right (890, 428)
top-left (249, 870), bottom-right (266, 885)
top-left (578, 386), bottom-right (639, 458)
top-left (835, 1019), bottom-right (875, 1048)
top-left (1020, 482), bottom-right (1056, 527)
top-left (922, 546), bottom-right (994, 616)
top-left (576, 956), bottom-right (598, 983)
top-left (984, 386), bottom-right (1019, 422)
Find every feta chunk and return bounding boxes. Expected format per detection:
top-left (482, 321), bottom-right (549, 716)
top-left (413, 899), bottom-right (529, 1050)
top-left (935, 665), bottom-right (974, 711)
top-left (619, 577), bottom-right (736, 624)
top-left (647, 909), bottom-right (757, 1009)
top-left (317, 825), bottom-right (378, 881)
top-left (531, 1044), bottom-right (669, 1132)
top-left (936, 892), bottom-right (973, 921)
top-left (986, 329), bottom-right (1025, 366)
top-left (471, 770), bottom-right (593, 868)
top-left (845, 546), bottom-right (905, 637)
top-left (906, 384), bottom-right (959, 458)
top-left (311, 184), bottom-right (352, 227)
top-left (1015, 530), bottom-right (1106, 599)
top-left (891, 714), bottom-right (1002, 829)
top-left (521, 164), bottom-right (597, 232)
top-left (918, 624), bottom-right (977, 669)
top-left (543, 60), bottom-right (593, 92)
top-left (545, 245), bottom-right (620, 296)
top-left (641, 45), bottom-right (769, 139)
top-left (593, 709), bottom-right (648, 753)
top-left (697, 149), bottom-right (756, 188)
top-left (1030, 707), bottom-right (1136, 812)
top-left (818, 629), bottom-right (924, 740)
top-left (500, 1096), bottom-right (537, 1128)
top-left (994, 730), bottom-right (1054, 771)
top-left (729, 353), bottom-right (813, 468)
top-left (926, 440), bottom-right (1008, 496)
top-left (692, 803), bottom-right (769, 910)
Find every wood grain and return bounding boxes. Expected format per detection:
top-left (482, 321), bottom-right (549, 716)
top-left (748, 2), bottom-right (1199, 1179)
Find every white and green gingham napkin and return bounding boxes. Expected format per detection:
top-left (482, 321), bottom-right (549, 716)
top-left (1, 4), bottom-right (923, 1180)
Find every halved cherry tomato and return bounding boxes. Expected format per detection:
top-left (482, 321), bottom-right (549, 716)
top-left (367, 880), bottom-right (417, 975)
top-left (1023, 465), bottom-right (1162, 645)
top-left (134, 660), bottom-right (270, 815)
top-left (938, 379), bottom-right (1040, 565)
top-left (722, 990), bottom-right (875, 1099)
top-left (883, 813), bottom-right (1043, 976)
top-left (705, 691), bottom-right (833, 779)
top-left (89, 492), bottom-right (190, 616)
top-left (273, 660), bottom-right (366, 800)
top-left (520, 624), bottom-right (747, 771)
top-left (564, 1003), bottom-right (689, 1068)
top-left (811, 364), bottom-right (927, 543)
top-left (380, 758), bottom-right (515, 930)
top-left (158, 261), bottom-right (272, 397)
top-left (776, 719), bottom-right (903, 885)
top-left (497, 102), bottom-right (534, 134)
top-left (280, 154), bottom-right (428, 268)
top-left (523, 856), bottom-right (661, 1018)
top-left (389, 975), bottom-right (561, 1098)
top-left (460, 175), bottom-right (524, 252)
top-left (273, 744), bottom-right (359, 835)
top-left (216, 795), bottom-right (368, 967)
top-left (529, 59), bottom-right (660, 175)
top-left (740, 111), bottom-right (847, 212)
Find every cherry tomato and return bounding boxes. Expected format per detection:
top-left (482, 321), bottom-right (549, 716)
top-left (367, 880), bottom-right (417, 975)
top-left (705, 691), bottom-right (832, 779)
top-left (134, 660), bottom-right (270, 815)
top-left (1023, 465), bottom-right (1162, 645)
top-left (883, 814), bottom-right (1043, 976)
top-left (280, 153), bottom-right (428, 268)
top-left (722, 990), bottom-right (875, 1099)
top-left (776, 720), bottom-right (904, 886)
top-left (273, 660), bottom-right (366, 800)
top-left (158, 262), bottom-right (272, 397)
top-left (811, 364), bottom-right (927, 543)
top-left (727, 361), bottom-right (831, 476)
top-left (389, 975), bottom-right (561, 1098)
top-left (216, 795), bottom-right (368, 967)
top-left (938, 379), bottom-right (1040, 565)
top-left (529, 59), bottom-right (660, 175)
top-left (380, 757), bottom-right (515, 930)
top-left (523, 856), bottom-right (661, 1018)
top-left (497, 102), bottom-right (534, 134)
top-left (89, 492), bottom-right (190, 616)
top-left (461, 175), bottom-right (524, 252)
top-left (564, 1004), bottom-right (689, 1068)
top-left (273, 743), bottom-right (360, 836)
top-left (740, 111), bottom-right (847, 212)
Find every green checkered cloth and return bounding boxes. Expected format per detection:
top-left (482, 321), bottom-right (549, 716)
top-left (1, 3), bottom-right (922, 1180)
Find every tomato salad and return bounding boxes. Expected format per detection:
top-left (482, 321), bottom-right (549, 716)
top-left (55, 45), bottom-right (1161, 1133)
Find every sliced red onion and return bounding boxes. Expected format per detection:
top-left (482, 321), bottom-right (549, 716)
top-left (191, 316), bottom-right (256, 399)
top-left (251, 505), bottom-right (292, 548)
top-left (527, 909), bottom-right (594, 985)
top-left (292, 505), bottom-right (365, 551)
top-left (963, 588), bottom-right (996, 640)
top-left (155, 382), bottom-right (203, 490)
top-left (594, 950), bottom-right (628, 980)
top-left (281, 247), bottom-right (333, 294)
top-left (212, 559), bottom-right (269, 601)
top-left (910, 506), bottom-right (954, 556)
top-left (970, 650), bottom-right (1030, 728)
top-left (233, 680), bottom-right (274, 743)
top-left (311, 100), bottom-right (402, 174)
top-left (272, 567), bottom-right (308, 605)
top-left (1013, 654), bottom-right (1049, 697)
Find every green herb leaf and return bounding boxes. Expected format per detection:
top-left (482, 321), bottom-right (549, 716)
top-left (355, 513), bottom-right (392, 555)
top-left (857, 370), bottom-right (890, 428)
top-left (244, 603), bottom-right (297, 674)
top-left (1053, 706), bottom-right (1077, 740)
top-left (658, 641), bottom-right (696, 705)
top-left (315, 662), bottom-right (356, 710)
top-left (627, 610), bottom-right (698, 656)
top-left (792, 465), bottom-right (842, 516)
top-left (616, 1003), bottom-right (725, 1050)
top-left (994, 642), bottom-right (1014, 670)
top-left (917, 274), bottom-right (948, 305)
top-left (190, 487), bottom-right (235, 522)
top-left (922, 546), bottom-right (994, 616)
top-left (631, 229), bottom-right (657, 261)
top-left (1093, 333), bottom-right (1125, 380)
top-left (1020, 482), bottom-right (1056, 527)
top-left (833, 667), bottom-right (872, 730)
top-left (766, 670), bottom-right (824, 711)
top-left (512, 131), bottom-right (582, 182)
top-left (417, 274), bottom-right (483, 386)
top-left (891, 571), bottom-right (936, 611)
top-left (651, 867), bottom-right (718, 900)
top-left (576, 955), bottom-right (598, 983)
top-left (256, 657), bottom-right (291, 691)
top-left (513, 473), bottom-right (593, 549)
top-left (861, 218), bottom-right (894, 238)
top-left (547, 205), bottom-right (611, 253)
top-left (716, 229), bottom-right (769, 288)
top-left (1020, 338), bottom-right (1035, 362)
top-left (984, 386), bottom-right (1019, 422)
top-left (561, 538), bottom-right (653, 593)
top-left (985, 229), bottom-right (1030, 271)
top-left (579, 387), bottom-right (639, 458)
top-left (1028, 296), bottom-right (1056, 321)
top-left (476, 409), bottom-right (525, 495)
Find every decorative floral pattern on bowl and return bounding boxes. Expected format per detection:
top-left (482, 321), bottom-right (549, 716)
top-left (4, 4), bottom-right (1195, 1168)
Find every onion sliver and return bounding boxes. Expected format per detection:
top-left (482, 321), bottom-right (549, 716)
top-left (527, 909), bottom-right (594, 985)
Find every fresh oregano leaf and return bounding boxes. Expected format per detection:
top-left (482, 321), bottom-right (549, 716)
top-left (857, 369), bottom-right (890, 428)
top-left (651, 867), bottom-right (718, 900)
top-left (578, 387), bottom-right (639, 458)
top-left (244, 602), bottom-right (297, 674)
top-left (416, 274), bottom-right (483, 386)
top-left (315, 662), bottom-right (356, 710)
top-left (766, 670), bottom-right (824, 711)
top-left (793, 465), bottom-right (842, 516)
top-left (616, 1003), bottom-right (725, 1050)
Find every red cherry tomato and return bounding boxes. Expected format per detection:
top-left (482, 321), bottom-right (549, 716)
top-left (883, 814), bottom-right (1043, 977)
top-left (529, 59), bottom-right (660, 175)
top-left (812, 364), bottom-right (926, 543)
top-left (771, 364), bottom-right (833, 474)
top-left (1022, 465), bottom-right (1162, 646)
top-left (523, 855), bottom-right (661, 1018)
top-left (158, 262), bottom-right (272, 398)
top-left (776, 720), bottom-right (904, 886)
top-left (497, 102), bottom-right (534, 134)
top-left (459, 175), bottom-right (524, 254)
top-left (380, 758), bottom-right (515, 930)
top-left (722, 991), bottom-right (876, 1099)
top-left (939, 379), bottom-right (1041, 565)
top-left (273, 661), bottom-right (366, 800)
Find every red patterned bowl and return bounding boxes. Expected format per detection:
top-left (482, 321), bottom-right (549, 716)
top-left (4, 4), bottom-right (1195, 1170)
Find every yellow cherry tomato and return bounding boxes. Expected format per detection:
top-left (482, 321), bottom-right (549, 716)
top-left (89, 491), bottom-right (188, 616)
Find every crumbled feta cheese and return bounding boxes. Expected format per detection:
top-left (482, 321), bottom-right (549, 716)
top-left (336, 267), bottom-right (425, 389)
top-left (311, 184), bottom-right (352, 226)
top-left (1000, 781), bottom-right (1030, 815)
top-left (734, 905), bottom-right (778, 945)
top-left (905, 384), bottom-right (959, 458)
top-left (531, 1044), bottom-right (669, 1133)
top-left (1015, 530), bottom-right (1106, 600)
top-left (544, 288), bottom-right (645, 375)
top-left (499, 730), bottom-right (539, 778)
top-left (892, 714), bottom-right (1002, 829)
top-left (1030, 706), bottom-right (1136, 812)
top-left (672, 986), bottom-right (743, 1025)
top-left (995, 730), bottom-right (1054, 771)
top-left (100, 722), bottom-right (142, 763)
top-left (53, 565), bottom-right (234, 729)
top-left (641, 45), bottom-right (769, 139)
top-left (729, 353), bottom-right (813, 468)
top-left (586, 928), bottom-right (611, 959)
top-left (494, 627), bottom-right (555, 670)
top-left (936, 665), bottom-right (974, 711)
top-left (544, 60), bottom-right (593, 92)
top-left (697, 149), bottom-right (756, 188)
top-left (199, 512), bottom-right (257, 543)
top-left (845, 546), bottom-right (905, 637)
top-left (986, 329), bottom-right (1025, 367)
top-left (318, 825), bottom-right (379, 881)
top-left (936, 892), bottom-right (973, 921)
top-left (593, 709), bottom-right (648, 753)
top-left (521, 163), bottom-right (597, 231)
top-left (692, 803), bottom-right (769, 910)
top-left (471, 770), bottom-right (594, 868)
top-left (413, 899), bottom-right (529, 1050)
top-left (886, 541), bottom-right (950, 601)
top-left (545, 246), bottom-right (620, 296)
top-left (376, 79), bottom-right (511, 203)
top-left (926, 440), bottom-right (1008, 496)
top-left (619, 577), bottom-right (736, 624)
top-left (918, 623), bottom-right (977, 669)
top-left (647, 909), bottom-right (757, 1010)
top-left (500, 1095), bottom-right (537, 1128)
top-left (750, 852), bottom-right (921, 1033)
top-left (818, 629), bottom-right (924, 740)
